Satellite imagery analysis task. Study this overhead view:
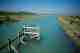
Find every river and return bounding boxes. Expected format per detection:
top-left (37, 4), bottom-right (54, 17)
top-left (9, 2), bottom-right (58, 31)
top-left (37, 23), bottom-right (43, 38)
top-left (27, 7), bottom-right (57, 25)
top-left (0, 15), bottom-right (75, 53)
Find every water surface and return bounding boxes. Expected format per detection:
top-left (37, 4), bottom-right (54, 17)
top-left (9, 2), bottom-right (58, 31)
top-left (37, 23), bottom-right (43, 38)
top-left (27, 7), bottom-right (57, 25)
top-left (0, 15), bottom-right (74, 53)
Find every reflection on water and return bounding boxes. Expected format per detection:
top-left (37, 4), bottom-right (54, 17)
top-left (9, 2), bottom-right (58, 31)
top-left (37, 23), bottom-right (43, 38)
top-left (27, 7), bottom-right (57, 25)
top-left (0, 15), bottom-right (75, 53)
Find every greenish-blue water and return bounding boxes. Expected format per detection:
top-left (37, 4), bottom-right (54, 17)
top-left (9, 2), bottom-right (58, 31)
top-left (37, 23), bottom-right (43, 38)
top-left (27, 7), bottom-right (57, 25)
top-left (0, 15), bottom-right (75, 53)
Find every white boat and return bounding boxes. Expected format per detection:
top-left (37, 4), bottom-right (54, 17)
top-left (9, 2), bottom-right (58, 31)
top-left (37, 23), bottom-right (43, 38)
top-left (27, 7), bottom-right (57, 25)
top-left (23, 24), bottom-right (40, 40)
top-left (18, 25), bottom-right (40, 44)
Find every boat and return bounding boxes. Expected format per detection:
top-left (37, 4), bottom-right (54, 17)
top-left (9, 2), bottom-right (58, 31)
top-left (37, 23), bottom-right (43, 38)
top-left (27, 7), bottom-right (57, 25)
top-left (0, 24), bottom-right (40, 50)
top-left (22, 24), bottom-right (40, 40)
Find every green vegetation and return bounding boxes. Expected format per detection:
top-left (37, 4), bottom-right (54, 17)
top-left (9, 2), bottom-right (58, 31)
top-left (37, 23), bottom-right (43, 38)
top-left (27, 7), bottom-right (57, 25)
top-left (58, 16), bottom-right (80, 47)
top-left (0, 11), bottom-right (36, 24)
top-left (0, 11), bottom-right (36, 15)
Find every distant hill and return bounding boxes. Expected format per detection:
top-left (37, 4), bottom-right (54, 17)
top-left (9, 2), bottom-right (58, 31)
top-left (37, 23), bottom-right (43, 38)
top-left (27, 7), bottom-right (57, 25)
top-left (0, 11), bottom-right (37, 24)
top-left (0, 11), bottom-right (36, 15)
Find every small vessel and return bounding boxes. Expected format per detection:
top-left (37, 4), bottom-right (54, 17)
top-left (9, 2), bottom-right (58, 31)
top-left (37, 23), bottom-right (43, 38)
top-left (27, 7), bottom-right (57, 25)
top-left (0, 24), bottom-right (40, 50)
top-left (22, 24), bottom-right (40, 40)
top-left (18, 24), bottom-right (40, 45)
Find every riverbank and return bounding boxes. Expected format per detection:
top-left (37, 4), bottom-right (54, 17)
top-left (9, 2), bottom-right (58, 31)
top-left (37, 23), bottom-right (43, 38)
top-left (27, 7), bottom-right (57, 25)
top-left (58, 16), bottom-right (80, 47)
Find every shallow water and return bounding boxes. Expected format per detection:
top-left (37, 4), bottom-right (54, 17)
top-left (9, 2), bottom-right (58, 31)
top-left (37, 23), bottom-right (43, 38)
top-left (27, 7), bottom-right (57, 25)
top-left (0, 15), bottom-right (75, 53)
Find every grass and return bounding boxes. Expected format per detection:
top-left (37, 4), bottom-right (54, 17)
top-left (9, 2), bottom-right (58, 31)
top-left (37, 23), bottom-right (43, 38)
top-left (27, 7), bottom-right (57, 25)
top-left (58, 16), bottom-right (80, 47)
